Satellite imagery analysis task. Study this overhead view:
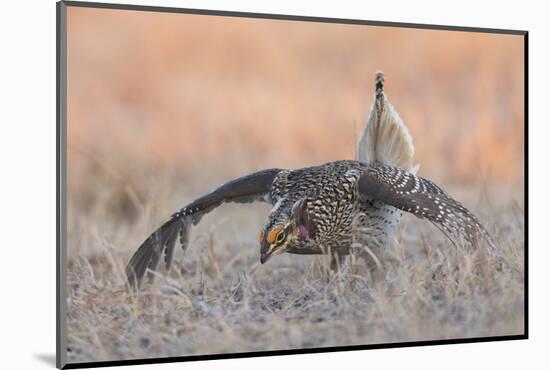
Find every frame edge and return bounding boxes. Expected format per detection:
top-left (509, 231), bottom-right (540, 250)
top-left (57, 1), bottom-right (68, 369)
top-left (62, 0), bottom-right (527, 35)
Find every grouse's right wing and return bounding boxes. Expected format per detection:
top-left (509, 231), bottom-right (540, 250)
top-left (126, 168), bottom-right (282, 289)
top-left (358, 164), bottom-right (494, 249)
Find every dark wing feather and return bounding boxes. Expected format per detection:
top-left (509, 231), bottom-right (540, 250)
top-left (358, 164), bottom-right (494, 248)
top-left (126, 168), bottom-right (281, 289)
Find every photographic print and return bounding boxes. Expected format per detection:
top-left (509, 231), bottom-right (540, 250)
top-left (57, 1), bottom-right (527, 368)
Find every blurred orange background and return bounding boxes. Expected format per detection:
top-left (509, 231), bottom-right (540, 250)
top-left (66, 7), bottom-right (524, 227)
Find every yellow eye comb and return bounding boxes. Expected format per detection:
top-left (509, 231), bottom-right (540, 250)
top-left (267, 227), bottom-right (283, 244)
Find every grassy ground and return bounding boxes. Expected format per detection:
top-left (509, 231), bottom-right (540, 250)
top-left (66, 184), bottom-right (524, 363)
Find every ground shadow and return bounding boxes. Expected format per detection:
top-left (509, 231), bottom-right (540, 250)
top-left (34, 353), bottom-right (56, 367)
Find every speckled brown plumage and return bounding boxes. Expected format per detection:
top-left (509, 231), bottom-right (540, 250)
top-left (126, 160), bottom-right (493, 288)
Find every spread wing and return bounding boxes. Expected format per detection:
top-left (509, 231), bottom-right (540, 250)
top-left (126, 168), bottom-right (282, 288)
top-left (357, 164), bottom-right (494, 248)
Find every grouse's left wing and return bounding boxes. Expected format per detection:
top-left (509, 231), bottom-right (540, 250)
top-left (357, 164), bottom-right (494, 248)
top-left (126, 168), bottom-right (282, 289)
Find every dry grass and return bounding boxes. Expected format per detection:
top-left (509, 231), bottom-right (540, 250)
top-left (66, 180), bottom-right (524, 363)
top-left (65, 7), bottom-right (525, 365)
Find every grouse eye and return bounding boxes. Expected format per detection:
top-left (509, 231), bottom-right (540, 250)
top-left (276, 231), bottom-right (286, 243)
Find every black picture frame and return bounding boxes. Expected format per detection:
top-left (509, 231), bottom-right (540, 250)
top-left (56, 1), bottom-right (528, 368)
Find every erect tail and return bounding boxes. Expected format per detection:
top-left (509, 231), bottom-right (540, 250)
top-left (356, 71), bottom-right (416, 172)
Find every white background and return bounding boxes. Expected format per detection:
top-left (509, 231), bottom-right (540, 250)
top-left (0, 0), bottom-right (545, 368)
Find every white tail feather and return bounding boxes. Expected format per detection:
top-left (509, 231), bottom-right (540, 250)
top-left (355, 72), bottom-right (418, 247)
top-left (356, 71), bottom-right (416, 171)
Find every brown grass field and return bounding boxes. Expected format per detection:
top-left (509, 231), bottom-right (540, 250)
top-left (65, 7), bottom-right (525, 364)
